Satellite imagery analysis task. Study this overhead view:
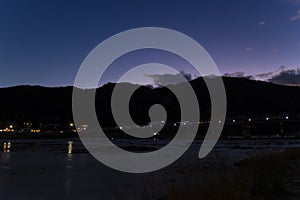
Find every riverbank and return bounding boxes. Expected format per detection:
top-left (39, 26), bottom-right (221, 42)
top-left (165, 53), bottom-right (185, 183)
top-left (0, 138), bottom-right (299, 199)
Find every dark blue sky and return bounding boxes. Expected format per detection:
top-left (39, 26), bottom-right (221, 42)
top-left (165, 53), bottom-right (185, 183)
top-left (0, 0), bottom-right (299, 87)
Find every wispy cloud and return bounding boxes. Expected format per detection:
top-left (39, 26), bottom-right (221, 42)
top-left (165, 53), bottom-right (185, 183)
top-left (290, 10), bottom-right (300, 21)
top-left (244, 47), bottom-right (253, 52)
top-left (287, 0), bottom-right (300, 5)
top-left (224, 66), bottom-right (300, 86)
top-left (259, 21), bottom-right (266, 26)
top-left (224, 71), bottom-right (251, 78)
top-left (145, 71), bottom-right (193, 86)
top-left (146, 67), bottom-right (300, 87)
top-left (224, 71), bottom-right (244, 78)
top-left (268, 68), bottom-right (300, 85)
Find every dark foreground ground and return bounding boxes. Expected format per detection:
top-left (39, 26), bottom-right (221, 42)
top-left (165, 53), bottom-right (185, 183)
top-left (0, 138), bottom-right (299, 200)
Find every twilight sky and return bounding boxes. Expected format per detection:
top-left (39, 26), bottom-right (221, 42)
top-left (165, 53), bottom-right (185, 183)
top-left (0, 0), bottom-right (300, 87)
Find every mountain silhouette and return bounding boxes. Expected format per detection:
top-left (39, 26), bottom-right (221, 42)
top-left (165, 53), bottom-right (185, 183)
top-left (0, 77), bottom-right (300, 126)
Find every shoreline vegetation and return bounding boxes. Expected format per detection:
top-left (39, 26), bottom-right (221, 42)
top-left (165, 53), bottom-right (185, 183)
top-left (148, 148), bottom-right (300, 200)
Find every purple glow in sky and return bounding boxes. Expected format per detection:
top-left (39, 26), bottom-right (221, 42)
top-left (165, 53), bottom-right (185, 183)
top-left (0, 0), bottom-right (299, 87)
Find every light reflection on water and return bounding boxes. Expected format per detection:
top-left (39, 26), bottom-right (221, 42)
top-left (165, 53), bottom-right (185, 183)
top-left (1, 139), bottom-right (300, 155)
top-left (3, 141), bottom-right (11, 153)
top-left (1, 140), bottom-right (76, 155)
top-left (67, 141), bottom-right (73, 162)
top-left (0, 138), bottom-right (299, 199)
top-left (68, 141), bottom-right (73, 155)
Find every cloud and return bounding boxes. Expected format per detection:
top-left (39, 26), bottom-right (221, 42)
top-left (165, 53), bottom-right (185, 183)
top-left (145, 71), bottom-right (193, 86)
top-left (224, 66), bottom-right (300, 86)
top-left (287, 0), bottom-right (300, 5)
top-left (268, 68), bottom-right (300, 85)
top-left (254, 71), bottom-right (274, 80)
top-left (259, 21), bottom-right (266, 26)
top-left (146, 67), bottom-right (300, 87)
top-left (287, 1), bottom-right (300, 21)
top-left (244, 47), bottom-right (253, 52)
top-left (224, 71), bottom-right (247, 78)
top-left (290, 10), bottom-right (300, 21)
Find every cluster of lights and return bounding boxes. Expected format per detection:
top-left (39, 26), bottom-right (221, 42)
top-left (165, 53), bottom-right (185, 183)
top-left (114, 115), bottom-right (292, 131)
top-left (23, 122), bottom-right (32, 127)
top-left (0, 125), bottom-right (15, 133)
top-left (228, 115), bottom-right (290, 123)
top-left (76, 124), bottom-right (88, 132)
top-left (30, 129), bottom-right (41, 133)
top-left (9, 116), bottom-right (289, 135)
top-left (0, 112), bottom-right (290, 133)
top-left (70, 123), bottom-right (77, 133)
